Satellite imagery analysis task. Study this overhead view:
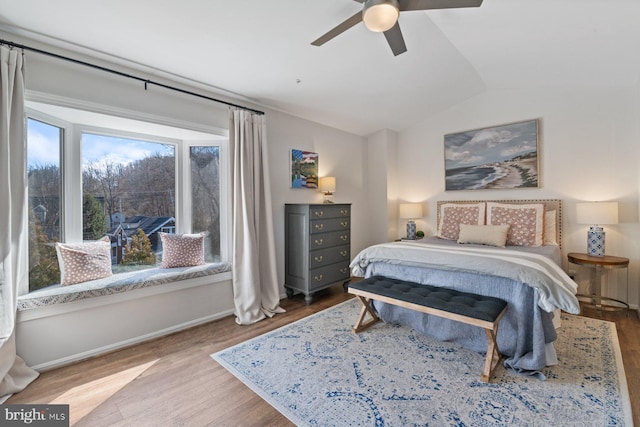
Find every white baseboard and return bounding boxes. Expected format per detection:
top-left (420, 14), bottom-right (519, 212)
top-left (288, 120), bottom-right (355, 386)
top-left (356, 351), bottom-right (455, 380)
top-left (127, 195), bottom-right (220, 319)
top-left (31, 308), bottom-right (235, 372)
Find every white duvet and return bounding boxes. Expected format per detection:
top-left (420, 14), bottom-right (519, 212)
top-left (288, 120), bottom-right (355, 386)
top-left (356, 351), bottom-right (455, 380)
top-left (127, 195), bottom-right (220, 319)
top-left (350, 241), bottom-right (580, 314)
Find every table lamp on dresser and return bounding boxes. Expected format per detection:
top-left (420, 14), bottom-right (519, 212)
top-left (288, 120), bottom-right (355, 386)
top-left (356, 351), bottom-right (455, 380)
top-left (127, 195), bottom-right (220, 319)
top-left (318, 176), bottom-right (336, 204)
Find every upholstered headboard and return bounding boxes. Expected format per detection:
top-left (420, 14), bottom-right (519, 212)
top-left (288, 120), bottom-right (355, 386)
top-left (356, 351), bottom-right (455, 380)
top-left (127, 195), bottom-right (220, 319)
top-left (436, 199), bottom-right (562, 248)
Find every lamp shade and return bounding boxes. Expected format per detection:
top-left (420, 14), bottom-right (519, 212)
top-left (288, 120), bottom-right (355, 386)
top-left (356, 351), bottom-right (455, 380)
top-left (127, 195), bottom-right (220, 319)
top-left (318, 176), bottom-right (336, 193)
top-left (399, 203), bottom-right (422, 219)
top-left (576, 202), bottom-right (618, 225)
top-left (362, 0), bottom-right (400, 32)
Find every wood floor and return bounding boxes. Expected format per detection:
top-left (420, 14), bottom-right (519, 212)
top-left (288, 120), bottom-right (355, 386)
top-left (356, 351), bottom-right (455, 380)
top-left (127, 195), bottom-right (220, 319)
top-left (7, 285), bottom-right (640, 426)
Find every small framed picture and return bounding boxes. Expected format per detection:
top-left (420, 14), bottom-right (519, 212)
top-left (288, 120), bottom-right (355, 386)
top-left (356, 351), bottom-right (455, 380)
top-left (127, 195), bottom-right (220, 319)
top-left (290, 149), bottom-right (318, 188)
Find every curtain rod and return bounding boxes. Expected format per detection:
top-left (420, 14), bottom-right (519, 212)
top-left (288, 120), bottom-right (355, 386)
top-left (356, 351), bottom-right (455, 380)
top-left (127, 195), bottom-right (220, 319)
top-left (0, 38), bottom-right (265, 115)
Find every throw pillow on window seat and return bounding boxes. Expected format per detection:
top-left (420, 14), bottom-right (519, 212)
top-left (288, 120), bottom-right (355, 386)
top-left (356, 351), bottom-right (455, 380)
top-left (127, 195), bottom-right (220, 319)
top-left (55, 237), bottom-right (113, 286)
top-left (160, 232), bottom-right (208, 268)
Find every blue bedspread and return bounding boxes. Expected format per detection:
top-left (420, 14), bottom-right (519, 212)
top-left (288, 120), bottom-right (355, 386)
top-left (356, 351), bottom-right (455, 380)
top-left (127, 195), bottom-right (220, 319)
top-left (350, 238), bottom-right (578, 376)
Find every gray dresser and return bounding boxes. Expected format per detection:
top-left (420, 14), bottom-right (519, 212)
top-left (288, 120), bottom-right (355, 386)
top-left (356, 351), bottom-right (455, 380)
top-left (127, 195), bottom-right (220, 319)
top-left (285, 203), bottom-right (351, 304)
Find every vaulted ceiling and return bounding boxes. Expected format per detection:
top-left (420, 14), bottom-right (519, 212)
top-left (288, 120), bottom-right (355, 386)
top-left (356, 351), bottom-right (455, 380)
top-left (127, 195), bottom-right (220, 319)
top-left (1, 0), bottom-right (639, 136)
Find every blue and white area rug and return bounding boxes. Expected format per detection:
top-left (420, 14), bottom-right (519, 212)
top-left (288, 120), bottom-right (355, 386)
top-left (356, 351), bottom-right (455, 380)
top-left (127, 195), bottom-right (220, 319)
top-left (212, 299), bottom-right (632, 426)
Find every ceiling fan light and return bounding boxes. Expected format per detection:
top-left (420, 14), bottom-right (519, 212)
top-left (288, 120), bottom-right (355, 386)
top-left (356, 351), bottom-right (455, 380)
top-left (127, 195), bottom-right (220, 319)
top-left (363, 0), bottom-right (400, 33)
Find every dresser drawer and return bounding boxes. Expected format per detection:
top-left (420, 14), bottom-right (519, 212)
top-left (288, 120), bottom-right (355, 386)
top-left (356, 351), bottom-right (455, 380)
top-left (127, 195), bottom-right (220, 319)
top-left (309, 245), bottom-right (350, 269)
top-left (309, 262), bottom-right (350, 290)
top-left (309, 230), bottom-right (350, 250)
top-left (285, 203), bottom-right (351, 304)
top-left (310, 217), bottom-right (350, 234)
top-left (310, 205), bottom-right (350, 220)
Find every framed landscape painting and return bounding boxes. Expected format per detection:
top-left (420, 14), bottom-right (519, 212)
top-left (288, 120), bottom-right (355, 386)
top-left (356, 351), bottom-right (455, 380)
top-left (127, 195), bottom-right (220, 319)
top-left (290, 149), bottom-right (318, 188)
top-left (444, 119), bottom-right (539, 191)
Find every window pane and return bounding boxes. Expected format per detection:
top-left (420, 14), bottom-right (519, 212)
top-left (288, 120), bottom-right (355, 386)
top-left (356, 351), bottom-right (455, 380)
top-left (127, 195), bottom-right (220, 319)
top-left (190, 146), bottom-right (220, 261)
top-left (27, 118), bottom-right (62, 291)
top-left (82, 133), bottom-right (175, 272)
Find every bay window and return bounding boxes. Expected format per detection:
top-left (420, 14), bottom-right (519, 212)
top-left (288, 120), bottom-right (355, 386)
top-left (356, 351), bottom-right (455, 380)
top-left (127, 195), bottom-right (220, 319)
top-left (26, 102), bottom-right (228, 294)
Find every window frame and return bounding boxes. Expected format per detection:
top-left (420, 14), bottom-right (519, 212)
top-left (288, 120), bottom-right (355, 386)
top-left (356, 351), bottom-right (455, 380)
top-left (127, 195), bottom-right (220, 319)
top-left (23, 96), bottom-right (231, 296)
top-left (74, 124), bottom-right (182, 242)
top-left (26, 110), bottom-right (70, 242)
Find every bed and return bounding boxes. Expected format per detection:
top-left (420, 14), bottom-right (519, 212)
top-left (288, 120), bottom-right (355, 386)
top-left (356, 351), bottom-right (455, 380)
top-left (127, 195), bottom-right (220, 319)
top-left (349, 199), bottom-right (580, 377)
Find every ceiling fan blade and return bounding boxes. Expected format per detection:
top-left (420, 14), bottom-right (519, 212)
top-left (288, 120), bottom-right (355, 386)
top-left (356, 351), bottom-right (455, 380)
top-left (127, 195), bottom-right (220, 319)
top-left (399, 0), bottom-right (483, 11)
top-left (383, 22), bottom-right (407, 56)
top-left (311, 11), bottom-right (363, 46)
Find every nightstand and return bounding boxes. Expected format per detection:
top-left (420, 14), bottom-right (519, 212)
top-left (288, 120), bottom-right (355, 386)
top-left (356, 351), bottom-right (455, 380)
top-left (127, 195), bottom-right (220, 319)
top-left (567, 252), bottom-right (629, 313)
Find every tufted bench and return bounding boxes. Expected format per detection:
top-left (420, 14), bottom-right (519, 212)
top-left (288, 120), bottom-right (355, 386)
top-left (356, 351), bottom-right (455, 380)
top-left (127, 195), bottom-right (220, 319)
top-left (348, 275), bottom-right (508, 382)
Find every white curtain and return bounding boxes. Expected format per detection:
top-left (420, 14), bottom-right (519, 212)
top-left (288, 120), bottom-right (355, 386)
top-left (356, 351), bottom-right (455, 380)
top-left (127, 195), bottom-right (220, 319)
top-left (0, 46), bottom-right (39, 403)
top-left (230, 109), bottom-right (285, 325)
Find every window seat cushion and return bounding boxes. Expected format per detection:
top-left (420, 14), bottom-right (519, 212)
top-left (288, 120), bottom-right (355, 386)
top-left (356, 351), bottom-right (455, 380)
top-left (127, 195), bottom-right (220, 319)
top-left (18, 262), bottom-right (232, 311)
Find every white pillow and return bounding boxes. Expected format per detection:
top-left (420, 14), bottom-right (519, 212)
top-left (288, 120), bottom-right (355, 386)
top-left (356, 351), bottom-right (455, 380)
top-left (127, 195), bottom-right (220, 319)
top-left (544, 210), bottom-right (558, 245)
top-left (56, 237), bottom-right (112, 286)
top-left (457, 224), bottom-right (510, 248)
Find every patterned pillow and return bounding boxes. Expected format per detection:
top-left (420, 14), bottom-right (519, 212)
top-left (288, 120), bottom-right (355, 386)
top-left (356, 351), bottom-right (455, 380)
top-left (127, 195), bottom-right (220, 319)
top-left (486, 202), bottom-right (545, 246)
top-left (56, 237), bottom-right (112, 286)
top-left (437, 203), bottom-right (486, 241)
top-left (160, 232), bottom-right (207, 268)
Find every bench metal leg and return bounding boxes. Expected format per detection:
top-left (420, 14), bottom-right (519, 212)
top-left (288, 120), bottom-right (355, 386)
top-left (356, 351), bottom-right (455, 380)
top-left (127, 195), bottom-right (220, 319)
top-left (352, 296), bottom-right (381, 333)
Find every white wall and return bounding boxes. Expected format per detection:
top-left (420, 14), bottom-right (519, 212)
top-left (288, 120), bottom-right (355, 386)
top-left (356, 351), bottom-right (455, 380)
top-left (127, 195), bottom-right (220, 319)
top-left (396, 87), bottom-right (640, 309)
top-left (365, 129), bottom-right (399, 245)
top-left (266, 110), bottom-right (369, 287)
top-left (10, 33), bottom-right (370, 368)
top-left (18, 276), bottom-right (235, 369)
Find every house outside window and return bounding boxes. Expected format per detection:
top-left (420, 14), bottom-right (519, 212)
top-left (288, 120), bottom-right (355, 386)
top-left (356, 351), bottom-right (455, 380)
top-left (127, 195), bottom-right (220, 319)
top-left (26, 102), bottom-right (228, 294)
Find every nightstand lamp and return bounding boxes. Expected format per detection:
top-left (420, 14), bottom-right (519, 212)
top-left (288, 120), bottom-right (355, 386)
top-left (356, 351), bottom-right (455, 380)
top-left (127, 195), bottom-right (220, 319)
top-left (399, 203), bottom-right (423, 240)
top-left (319, 176), bottom-right (336, 204)
top-left (576, 201), bottom-right (618, 257)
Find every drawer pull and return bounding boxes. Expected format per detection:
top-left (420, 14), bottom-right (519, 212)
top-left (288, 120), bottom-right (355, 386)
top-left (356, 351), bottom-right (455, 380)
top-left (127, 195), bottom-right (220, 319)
top-left (314, 274), bottom-right (323, 282)
top-left (314, 255), bottom-right (323, 263)
top-left (314, 223), bottom-right (324, 231)
top-left (314, 238), bottom-right (324, 246)
top-left (340, 221), bottom-right (348, 228)
top-left (340, 268), bottom-right (348, 274)
top-left (340, 235), bottom-right (348, 241)
top-left (314, 211), bottom-right (324, 217)
top-left (340, 209), bottom-right (348, 216)
top-left (340, 250), bottom-right (348, 257)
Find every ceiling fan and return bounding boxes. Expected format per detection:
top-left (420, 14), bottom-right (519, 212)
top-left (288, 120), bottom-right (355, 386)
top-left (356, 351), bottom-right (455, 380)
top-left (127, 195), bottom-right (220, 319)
top-left (311, 0), bottom-right (483, 56)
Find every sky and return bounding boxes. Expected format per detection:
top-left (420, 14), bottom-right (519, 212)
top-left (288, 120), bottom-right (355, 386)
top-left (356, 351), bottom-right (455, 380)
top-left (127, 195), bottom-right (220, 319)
top-left (27, 118), bottom-right (60, 167)
top-left (27, 118), bottom-right (173, 169)
top-left (80, 133), bottom-right (173, 169)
